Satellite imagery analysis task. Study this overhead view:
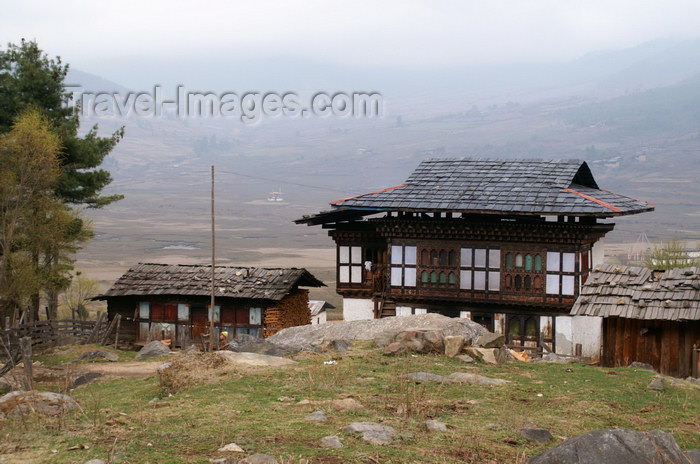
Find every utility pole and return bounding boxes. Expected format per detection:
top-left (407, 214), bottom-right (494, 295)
top-left (208, 165), bottom-right (216, 352)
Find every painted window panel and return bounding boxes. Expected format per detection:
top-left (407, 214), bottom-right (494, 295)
top-left (391, 245), bottom-right (403, 265)
top-left (547, 252), bottom-right (560, 272)
top-left (506, 253), bottom-right (514, 269)
top-left (151, 304), bottom-right (163, 320)
top-left (339, 266), bottom-right (350, 283)
top-left (404, 267), bottom-right (416, 287)
top-left (249, 307), bottom-right (262, 325)
top-left (404, 246), bottom-right (417, 265)
top-left (546, 274), bottom-right (560, 294)
top-left (489, 272), bottom-right (500, 291)
top-left (164, 304), bottom-right (177, 320)
top-left (534, 254), bottom-right (543, 271)
top-left (351, 265), bottom-right (362, 283)
top-left (351, 246), bottom-right (362, 263)
top-left (474, 249), bottom-right (487, 268)
top-left (474, 271), bottom-right (486, 290)
top-left (562, 275), bottom-right (575, 295)
top-left (515, 254), bottom-right (523, 268)
top-left (489, 250), bottom-right (501, 269)
top-left (249, 328), bottom-right (259, 338)
top-left (421, 271), bottom-right (429, 283)
top-left (139, 301), bottom-right (150, 319)
top-left (391, 267), bottom-right (403, 286)
top-left (177, 303), bottom-right (189, 321)
top-left (235, 307), bottom-right (249, 324)
top-left (524, 254), bottom-right (533, 271)
top-left (460, 270), bottom-right (472, 289)
top-left (461, 248), bottom-right (472, 267)
top-left (562, 253), bottom-right (576, 273)
top-left (339, 246), bottom-right (350, 263)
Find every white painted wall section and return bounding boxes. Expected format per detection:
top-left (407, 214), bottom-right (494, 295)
top-left (555, 316), bottom-right (573, 356)
top-left (396, 306), bottom-right (413, 317)
top-left (592, 237), bottom-right (605, 267)
top-left (311, 312), bottom-right (327, 325)
top-left (571, 316), bottom-right (602, 360)
top-left (343, 298), bottom-right (374, 321)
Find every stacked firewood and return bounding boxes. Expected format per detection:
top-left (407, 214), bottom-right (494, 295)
top-left (263, 289), bottom-right (311, 337)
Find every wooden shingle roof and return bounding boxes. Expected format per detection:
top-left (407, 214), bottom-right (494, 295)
top-left (571, 264), bottom-right (700, 321)
top-left (97, 263), bottom-right (324, 301)
top-left (296, 158), bottom-right (653, 225)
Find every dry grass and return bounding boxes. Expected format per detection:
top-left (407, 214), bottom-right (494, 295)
top-left (157, 352), bottom-right (242, 394)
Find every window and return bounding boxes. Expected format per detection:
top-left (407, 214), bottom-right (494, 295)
top-left (177, 303), bottom-right (189, 321)
top-left (546, 251), bottom-right (577, 295)
top-left (339, 245), bottom-right (363, 284)
top-left (503, 251), bottom-right (544, 293)
top-left (418, 246), bottom-right (457, 288)
top-left (390, 245), bottom-right (417, 287)
top-left (460, 247), bottom-right (500, 291)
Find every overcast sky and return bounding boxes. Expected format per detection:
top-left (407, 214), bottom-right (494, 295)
top-left (4, 0), bottom-right (700, 87)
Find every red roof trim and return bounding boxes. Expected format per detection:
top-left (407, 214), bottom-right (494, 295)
top-left (330, 184), bottom-right (408, 205)
top-left (563, 187), bottom-right (622, 213)
top-left (599, 188), bottom-right (656, 208)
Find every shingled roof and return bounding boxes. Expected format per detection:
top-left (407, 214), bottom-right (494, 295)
top-left (97, 263), bottom-right (325, 301)
top-left (571, 264), bottom-right (700, 321)
top-left (296, 158), bottom-right (653, 224)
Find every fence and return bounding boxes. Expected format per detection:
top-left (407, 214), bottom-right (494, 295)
top-left (0, 317), bottom-right (111, 358)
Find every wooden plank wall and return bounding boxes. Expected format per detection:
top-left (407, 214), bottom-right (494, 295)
top-left (263, 289), bottom-right (310, 338)
top-left (603, 317), bottom-right (700, 378)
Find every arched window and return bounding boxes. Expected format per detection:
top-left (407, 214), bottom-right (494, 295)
top-left (524, 275), bottom-right (532, 290)
top-left (421, 249), bottom-right (429, 266)
top-left (506, 253), bottom-right (514, 269)
top-left (505, 274), bottom-right (513, 288)
top-left (439, 271), bottom-right (447, 284)
top-left (534, 275), bottom-right (542, 290)
top-left (525, 317), bottom-right (537, 337)
top-left (525, 254), bottom-right (533, 271)
top-left (430, 271), bottom-right (438, 283)
top-left (448, 272), bottom-right (456, 285)
top-left (508, 317), bottom-right (521, 336)
top-left (515, 254), bottom-right (523, 268)
top-left (534, 254), bottom-right (542, 271)
top-left (448, 250), bottom-right (455, 266)
top-left (515, 275), bottom-right (522, 290)
top-left (430, 250), bottom-right (438, 266)
top-left (421, 271), bottom-right (429, 283)
top-left (439, 250), bottom-right (447, 266)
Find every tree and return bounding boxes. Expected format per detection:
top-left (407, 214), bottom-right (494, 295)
top-left (59, 269), bottom-right (101, 320)
top-left (643, 240), bottom-right (699, 271)
top-left (0, 110), bottom-right (63, 321)
top-left (0, 39), bottom-right (123, 319)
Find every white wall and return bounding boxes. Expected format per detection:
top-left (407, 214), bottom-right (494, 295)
top-left (555, 316), bottom-right (573, 356)
top-left (343, 298), bottom-right (374, 321)
top-left (592, 237), bottom-right (605, 267)
top-left (396, 306), bottom-right (413, 317)
top-left (555, 315), bottom-right (602, 360)
top-left (311, 311), bottom-right (327, 325)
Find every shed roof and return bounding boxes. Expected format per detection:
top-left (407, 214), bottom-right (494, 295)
top-left (571, 264), bottom-right (700, 321)
top-left (296, 158), bottom-right (653, 225)
top-left (97, 263), bottom-right (325, 301)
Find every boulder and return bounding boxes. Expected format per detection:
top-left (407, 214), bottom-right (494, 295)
top-left (686, 377), bottom-right (700, 386)
top-left (393, 329), bottom-right (444, 354)
top-left (520, 427), bottom-right (553, 444)
top-left (425, 419), bottom-right (447, 432)
top-left (218, 442), bottom-right (244, 453)
top-left (343, 422), bottom-right (396, 445)
top-left (384, 342), bottom-right (407, 355)
top-left (320, 435), bottom-right (343, 449)
top-left (0, 391), bottom-right (79, 419)
top-left (478, 332), bottom-right (505, 348)
top-left (456, 354), bottom-right (474, 363)
top-left (217, 351), bottom-right (297, 368)
top-left (686, 449), bottom-right (700, 463)
top-left (71, 372), bottom-right (103, 389)
top-left (76, 350), bottom-right (118, 362)
top-left (305, 411), bottom-right (327, 423)
top-left (268, 313), bottom-right (484, 352)
top-left (402, 372), bottom-right (445, 383)
top-left (134, 341), bottom-right (171, 360)
top-left (465, 347), bottom-right (498, 364)
top-left (647, 375), bottom-right (665, 393)
top-left (628, 361), bottom-right (655, 371)
top-left (444, 335), bottom-right (465, 357)
top-left (445, 372), bottom-right (511, 386)
top-left (330, 339), bottom-right (352, 356)
top-left (527, 429), bottom-right (693, 464)
top-left (495, 345), bottom-right (516, 363)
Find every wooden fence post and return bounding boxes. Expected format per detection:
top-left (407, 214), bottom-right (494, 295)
top-left (114, 315), bottom-right (121, 349)
top-left (85, 312), bottom-right (105, 344)
top-left (20, 337), bottom-right (33, 391)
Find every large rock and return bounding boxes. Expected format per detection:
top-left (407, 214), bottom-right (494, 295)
top-left (217, 351), bottom-right (297, 368)
top-left (445, 372), bottom-right (511, 386)
top-left (628, 361), bottom-right (655, 371)
top-left (76, 350), bottom-right (119, 362)
top-left (268, 313), bottom-right (484, 351)
top-left (134, 341), bottom-right (171, 360)
top-left (465, 347), bottom-right (498, 364)
top-left (0, 391), bottom-right (79, 419)
top-left (527, 429), bottom-right (692, 464)
top-left (343, 422), bottom-right (396, 445)
top-left (647, 375), bottom-right (665, 393)
top-left (495, 346), bottom-right (516, 363)
top-left (444, 335), bottom-right (465, 357)
top-left (520, 427), bottom-right (553, 444)
top-left (425, 419), bottom-right (447, 432)
top-left (478, 332), bottom-right (505, 348)
top-left (393, 329), bottom-right (444, 354)
top-left (320, 435), bottom-right (343, 449)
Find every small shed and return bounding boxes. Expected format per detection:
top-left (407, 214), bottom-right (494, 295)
top-left (571, 264), bottom-right (700, 377)
top-left (308, 300), bottom-right (335, 325)
top-left (96, 263), bottom-right (324, 347)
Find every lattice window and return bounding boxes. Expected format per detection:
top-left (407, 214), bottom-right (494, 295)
top-left (338, 245), bottom-right (363, 284)
top-left (460, 247), bottom-right (500, 291)
top-left (546, 251), bottom-right (577, 295)
top-left (390, 245), bottom-right (417, 287)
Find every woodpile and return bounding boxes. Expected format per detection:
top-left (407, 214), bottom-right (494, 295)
top-left (264, 289), bottom-right (311, 338)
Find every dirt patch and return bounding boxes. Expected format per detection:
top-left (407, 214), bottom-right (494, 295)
top-left (75, 361), bottom-right (160, 378)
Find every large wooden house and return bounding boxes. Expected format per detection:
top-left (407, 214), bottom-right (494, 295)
top-left (296, 158), bottom-right (653, 358)
top-left (571, 264), bottom-right (700, 377)
top-left (97, 263), bottom-right (324, 347)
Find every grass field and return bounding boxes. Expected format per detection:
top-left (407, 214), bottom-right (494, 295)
top-left (2, 343), bottom-right (699, 463)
